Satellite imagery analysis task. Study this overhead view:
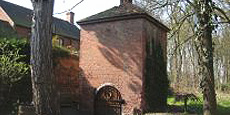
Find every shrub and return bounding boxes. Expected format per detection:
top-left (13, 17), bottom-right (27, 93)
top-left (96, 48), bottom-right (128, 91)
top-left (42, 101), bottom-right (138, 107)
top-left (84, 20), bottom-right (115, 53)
top-left (0, 38), bottom-right (29, 85)
top-left (0, 38), bottom-right (74, 114)
top-left (0, 38), bottom-right (31, 114)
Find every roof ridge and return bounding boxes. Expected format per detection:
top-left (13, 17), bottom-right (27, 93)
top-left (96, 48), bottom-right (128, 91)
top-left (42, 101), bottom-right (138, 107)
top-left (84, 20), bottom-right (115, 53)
top-left (77, 3), bottom-right (169, 31)
top-left (77, 3), bottom-right (154, 23)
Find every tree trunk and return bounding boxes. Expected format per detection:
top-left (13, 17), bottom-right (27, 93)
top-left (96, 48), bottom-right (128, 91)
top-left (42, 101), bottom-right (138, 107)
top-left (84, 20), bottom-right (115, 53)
top-left (30, 0), bottom-right (59, 114)
top-left (196, 0), bottom-right (217, 115)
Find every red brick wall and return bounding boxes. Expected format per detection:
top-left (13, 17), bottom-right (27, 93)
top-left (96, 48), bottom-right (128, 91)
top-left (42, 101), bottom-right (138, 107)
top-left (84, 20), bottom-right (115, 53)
top-left (1, 8), bottom-right (31, 38)
top-left (71, 39), bottom-right (79, 50)
top-left (79, 19), bottom-right (145, 114)
top-left (54, 56), bottom-right (80, 103)
top-left (62, 38), bottom-right (79, 49)
top-left (55, 35), bottom-right (80, 50)
top-left (79, 17), bottom-right (168, 114)
top-left (63, 38), bottom-right (71, 46)
top-left (15, 26), bottom-right (31, 38)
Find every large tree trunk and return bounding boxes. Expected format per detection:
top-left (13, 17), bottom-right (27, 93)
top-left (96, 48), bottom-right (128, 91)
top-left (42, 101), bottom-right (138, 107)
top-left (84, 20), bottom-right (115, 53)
top-left (30, 0), bottom-right (59, 114)
top-left (196, 0), bottom-right (217, 115)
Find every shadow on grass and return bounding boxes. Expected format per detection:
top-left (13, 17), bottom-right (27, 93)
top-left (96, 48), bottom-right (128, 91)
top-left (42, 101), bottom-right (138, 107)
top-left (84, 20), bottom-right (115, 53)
top-left (167, 104), bottom-right (202, 114)
top-left (217, 105), bottom-right (230, 115)
top-left (167, 103), bottom-right (230, 115)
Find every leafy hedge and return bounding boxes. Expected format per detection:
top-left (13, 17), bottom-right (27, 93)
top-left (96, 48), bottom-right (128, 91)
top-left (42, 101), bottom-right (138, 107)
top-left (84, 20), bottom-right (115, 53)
top-left (0, 38), bottom-right (30, 84)
top-left (0, 38), bottom-right (31, 114)
top-left (0, 38), bottom-right (72, 114)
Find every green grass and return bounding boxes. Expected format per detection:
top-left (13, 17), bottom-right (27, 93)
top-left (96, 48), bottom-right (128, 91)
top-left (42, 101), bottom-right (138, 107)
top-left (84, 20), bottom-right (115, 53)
top-left (217, 96), bottom-right (230, 115)
top-left (167, 96), bottom-right (202, 114)
top-left (52, 45), bottom-right (71, 58)
top-left (167, 94), bottom-right (230, 115)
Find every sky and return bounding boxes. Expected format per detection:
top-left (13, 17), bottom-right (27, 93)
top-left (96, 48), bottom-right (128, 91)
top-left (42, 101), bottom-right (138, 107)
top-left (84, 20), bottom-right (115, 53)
top-left (4, 0), bottom-right (120, 24)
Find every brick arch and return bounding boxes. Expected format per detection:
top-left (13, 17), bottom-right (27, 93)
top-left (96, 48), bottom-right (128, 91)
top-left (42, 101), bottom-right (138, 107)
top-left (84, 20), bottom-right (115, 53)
top-left (95, 83), bottom-right (116, 94)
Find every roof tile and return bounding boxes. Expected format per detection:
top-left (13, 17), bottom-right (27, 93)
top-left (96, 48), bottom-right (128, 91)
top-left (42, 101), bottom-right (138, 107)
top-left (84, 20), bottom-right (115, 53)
top-left (77, 3), bottom-right (169, 31)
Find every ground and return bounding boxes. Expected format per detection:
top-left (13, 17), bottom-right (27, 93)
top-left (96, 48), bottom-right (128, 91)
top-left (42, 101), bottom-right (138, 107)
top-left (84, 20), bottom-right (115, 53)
top-left (165, 92), bottom-right (230, 115)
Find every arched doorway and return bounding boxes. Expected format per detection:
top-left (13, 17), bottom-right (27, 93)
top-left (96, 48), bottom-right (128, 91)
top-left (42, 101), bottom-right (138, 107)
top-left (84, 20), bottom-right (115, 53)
top-left (94, 85), bottom-right (124, 115)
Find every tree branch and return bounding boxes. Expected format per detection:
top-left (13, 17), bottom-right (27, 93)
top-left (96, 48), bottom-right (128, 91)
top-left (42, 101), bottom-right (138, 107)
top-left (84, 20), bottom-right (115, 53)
top-left (214, 6), bottom-right (230, 24)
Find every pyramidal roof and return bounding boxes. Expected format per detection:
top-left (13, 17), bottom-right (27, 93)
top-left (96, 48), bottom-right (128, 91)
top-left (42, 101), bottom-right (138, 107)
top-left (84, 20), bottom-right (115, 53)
top-left (77, 3), bottom-right (169, 31)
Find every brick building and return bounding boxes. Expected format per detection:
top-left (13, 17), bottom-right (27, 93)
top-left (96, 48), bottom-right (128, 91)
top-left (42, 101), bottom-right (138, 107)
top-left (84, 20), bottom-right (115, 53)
top-left (77, 0), bottom-right (169, 114)
top-left (0, 0), bottom-right (80, 49)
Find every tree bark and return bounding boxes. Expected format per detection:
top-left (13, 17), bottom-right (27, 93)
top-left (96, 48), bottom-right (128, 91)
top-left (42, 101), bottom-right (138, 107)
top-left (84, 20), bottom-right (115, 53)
top-left (30, 0), bottom-right (59, 114)
top-left (196, 0), bottom-right (217, 115)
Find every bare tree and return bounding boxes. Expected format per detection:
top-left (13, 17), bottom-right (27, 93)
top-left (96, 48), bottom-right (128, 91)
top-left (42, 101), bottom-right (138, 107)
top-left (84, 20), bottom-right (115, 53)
top-left (136, 0), bottom-right (230, 114)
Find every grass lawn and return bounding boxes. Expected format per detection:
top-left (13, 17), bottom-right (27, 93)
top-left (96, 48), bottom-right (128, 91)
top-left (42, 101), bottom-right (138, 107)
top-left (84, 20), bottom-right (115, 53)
top-left (167, 93), bottom-right (230, 115)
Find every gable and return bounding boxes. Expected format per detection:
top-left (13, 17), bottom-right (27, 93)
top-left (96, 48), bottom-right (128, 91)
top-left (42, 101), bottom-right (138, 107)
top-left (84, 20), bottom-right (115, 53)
top-left (0, 6), bottom-right (14, 26)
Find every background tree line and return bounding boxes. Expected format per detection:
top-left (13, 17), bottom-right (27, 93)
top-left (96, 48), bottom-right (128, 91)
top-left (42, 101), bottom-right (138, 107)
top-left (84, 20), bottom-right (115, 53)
top-left (134, 0), bottom-right (230, 114)
top-left (134, 0), bottom-right (230, 90)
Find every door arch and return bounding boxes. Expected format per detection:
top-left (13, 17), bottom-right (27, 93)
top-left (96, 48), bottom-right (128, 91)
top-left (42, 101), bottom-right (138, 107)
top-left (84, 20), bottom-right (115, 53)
top-left (94, 85), bottom-right (124, 115)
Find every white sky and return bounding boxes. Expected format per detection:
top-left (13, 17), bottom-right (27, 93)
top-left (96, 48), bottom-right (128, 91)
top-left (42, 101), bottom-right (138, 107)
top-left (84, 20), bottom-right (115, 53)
top-left (4, 0), bottom-right (120, 24)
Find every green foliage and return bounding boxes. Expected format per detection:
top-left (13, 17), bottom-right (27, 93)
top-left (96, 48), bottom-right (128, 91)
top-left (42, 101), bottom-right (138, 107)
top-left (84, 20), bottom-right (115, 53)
top-left (0, 38), bottom-right (31, 114)
top-left (0, 38), bottom-right (29, 84)
top-left (52, 35), bottom-right (78, 57)
top-left (144, 37), bottom-right (169, 113)
top-left (52, 45), bottom-right (71, 58)
top-left (0, 38), bottom-right (73, 114)
top-left (167, 94), bottom-right (230, 114)
top-left (52, 45), bottom-right (72, 67)
top-left (217, 96), bottom-right (230, 115)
